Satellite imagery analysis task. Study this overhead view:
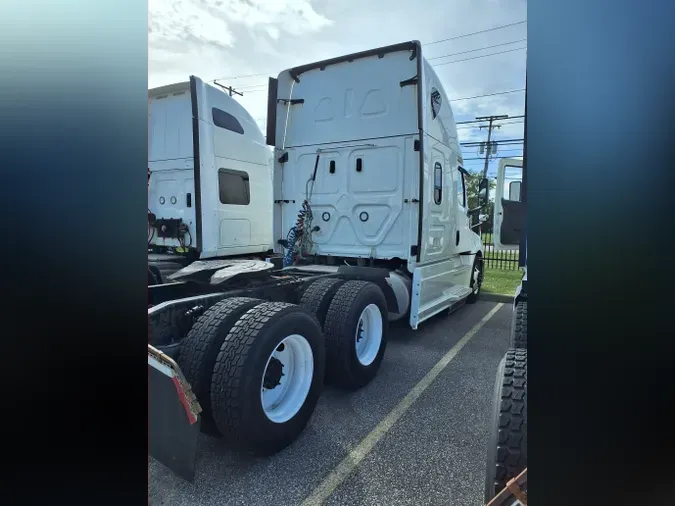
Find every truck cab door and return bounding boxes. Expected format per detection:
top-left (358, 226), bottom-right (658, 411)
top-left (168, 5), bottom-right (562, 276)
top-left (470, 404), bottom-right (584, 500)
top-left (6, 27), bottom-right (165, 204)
top-left (493, 158), bottom-right (525, 251)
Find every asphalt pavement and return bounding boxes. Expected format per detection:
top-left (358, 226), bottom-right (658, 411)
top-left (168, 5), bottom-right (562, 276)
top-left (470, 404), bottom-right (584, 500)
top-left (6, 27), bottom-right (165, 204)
top-left (149, 300), bottom-right (512, 506)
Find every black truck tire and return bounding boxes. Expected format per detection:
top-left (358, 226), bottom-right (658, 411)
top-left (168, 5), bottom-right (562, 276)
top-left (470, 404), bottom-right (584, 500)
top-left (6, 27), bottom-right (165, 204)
top-left (466, 254), bottom-right (483, 304)
top-left (323, 280), bottom-right (388, 389)
top-left (484, 348), bottom-right (527, 503)
top-left (210, 302), bottom-right (325, 455)
top-left (299, 278), bottom-right (346, 327)
top-left (176, 297), bottom-right (264, 436)
top-left (510, 301), bottom-right (527, 349)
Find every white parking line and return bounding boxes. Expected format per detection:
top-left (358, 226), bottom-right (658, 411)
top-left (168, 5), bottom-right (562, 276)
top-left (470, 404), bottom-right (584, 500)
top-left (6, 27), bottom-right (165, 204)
top-left (300, 303), bottom-right (504, 506)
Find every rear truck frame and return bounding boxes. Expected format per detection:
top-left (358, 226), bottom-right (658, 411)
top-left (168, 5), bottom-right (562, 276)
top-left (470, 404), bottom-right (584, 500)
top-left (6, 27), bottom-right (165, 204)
top-left (149, 262), bottom-right (405, 480)
top-left (149, 41), bottom-right (487, 480)
top-left (484, 78), bottom-right (528, 505)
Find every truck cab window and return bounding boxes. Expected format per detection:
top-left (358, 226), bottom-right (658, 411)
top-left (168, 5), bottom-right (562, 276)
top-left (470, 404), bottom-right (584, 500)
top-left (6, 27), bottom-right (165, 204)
top-left (458, 167), bottom-right (466, 207)
top-left (219, 169), bottom-right (250, 205)
top-left (434, 162), bottom-right (442, 204)
top-left (212, 108), bottom-right (244, 135)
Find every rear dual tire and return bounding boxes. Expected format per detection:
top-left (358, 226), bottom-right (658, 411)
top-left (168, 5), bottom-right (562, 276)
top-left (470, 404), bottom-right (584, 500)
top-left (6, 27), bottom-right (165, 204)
top-left (322, 280), bottom-right (389, 389)
top-left (176, 297), bottom-right (265, 436)
top-left (177, 277), bottom-right (389, 455)
top-left (300, 278), bottom-right (389, 389)
top-left (299, 278), bottom-right (346, 327)
top-left (178, 299), bottom-right (324, 454)
top-left (211, 302), bottom-right (325, 455)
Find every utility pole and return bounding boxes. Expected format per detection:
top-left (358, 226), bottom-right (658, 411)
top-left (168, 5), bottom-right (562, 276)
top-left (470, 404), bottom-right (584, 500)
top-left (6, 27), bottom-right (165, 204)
top-left (476, 115), bottom-right (508, 178)
top-left (213, 81), bottom-right (244, 97)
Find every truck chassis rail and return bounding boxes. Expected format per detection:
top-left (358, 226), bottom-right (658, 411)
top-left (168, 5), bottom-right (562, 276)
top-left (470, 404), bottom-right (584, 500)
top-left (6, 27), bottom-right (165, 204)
top-left (149, 271), bottom-right (333, 346)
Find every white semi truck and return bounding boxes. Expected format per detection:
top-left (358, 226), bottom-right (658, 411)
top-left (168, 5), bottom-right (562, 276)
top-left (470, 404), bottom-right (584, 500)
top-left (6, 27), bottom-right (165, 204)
top-left (147, 77), bottom-right (274, 284)
top-left (148, 41), bottom-right (489, 480)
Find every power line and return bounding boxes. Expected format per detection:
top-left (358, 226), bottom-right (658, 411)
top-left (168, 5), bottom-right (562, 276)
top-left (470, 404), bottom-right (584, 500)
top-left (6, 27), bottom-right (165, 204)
top-left (213, 82), bottom-right (244, 97)
top-left (456, 115), bottom-right (525, 125)
top-left (467, 119), bottom-right (524, 125)
top-left (236, 83), bottom-right (269, 91)
top-left (457, 120), bottom-right (524, 130)
top-left (427, 39), bottom-right (526, 61)
top-left (450, 89), bottom-right (524, 102)
top-left (433, 46), bottom-right (526, 67)
top-left (464, 148), bottom-right (523, 155)
top-left (462, 147), bottom-right (523, 154)
top-left (474, 115), bottom-right (507, 178)
top-left (212, 20), bottom-right (527, 82)
top-left (462, 155), bottom-right (523, 161)
top-left (424, 20), bottom-right (527, 46)
top-left (240, 86), bottom-right (526, 106)
top-left (461, 138), bottom-right (523, 146)
top-left (457, 118), bottom-right (524, 130)
top-left (461, 142), bottom-right (524, 149)
top-left (220, 47), bottom-right (527, 89)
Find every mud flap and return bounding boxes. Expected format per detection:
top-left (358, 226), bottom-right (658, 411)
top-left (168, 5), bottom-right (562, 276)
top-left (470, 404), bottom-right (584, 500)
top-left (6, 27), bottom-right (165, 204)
top-left (148, 345), bottom-right (202, 481)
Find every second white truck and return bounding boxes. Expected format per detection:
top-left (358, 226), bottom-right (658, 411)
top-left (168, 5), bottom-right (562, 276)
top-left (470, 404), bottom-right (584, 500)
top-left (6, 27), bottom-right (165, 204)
top-left (148, 77), bottom-right (274, 284)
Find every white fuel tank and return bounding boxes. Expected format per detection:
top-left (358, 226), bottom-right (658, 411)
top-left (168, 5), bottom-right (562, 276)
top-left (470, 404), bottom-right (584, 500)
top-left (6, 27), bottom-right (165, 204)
top-left (385, 270), bottom-right (412, 322)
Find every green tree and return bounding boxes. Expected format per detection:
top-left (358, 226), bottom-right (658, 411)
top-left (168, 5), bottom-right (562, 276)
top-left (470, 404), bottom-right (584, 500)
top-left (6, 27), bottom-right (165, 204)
top-left (465, 170), bottom-right (497, 231)
top-left (465, 170), bottom-right (497, 209)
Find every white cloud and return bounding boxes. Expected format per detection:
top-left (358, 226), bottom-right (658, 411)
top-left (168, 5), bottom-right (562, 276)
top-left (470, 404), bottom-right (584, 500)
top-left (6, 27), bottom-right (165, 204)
top-left (220, 0), bottom-right (332, 32)
top-left (149, 0), bottom-right (236, 48)
top-left (149, 0), bottom-right (331, 53)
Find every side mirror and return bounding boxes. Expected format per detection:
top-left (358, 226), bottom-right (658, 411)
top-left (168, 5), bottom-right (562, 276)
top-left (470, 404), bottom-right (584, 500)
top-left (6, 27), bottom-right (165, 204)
top-left (478, 178), bottom-right (489, 207)
top-left (479, 214), bottom-right (488, 223)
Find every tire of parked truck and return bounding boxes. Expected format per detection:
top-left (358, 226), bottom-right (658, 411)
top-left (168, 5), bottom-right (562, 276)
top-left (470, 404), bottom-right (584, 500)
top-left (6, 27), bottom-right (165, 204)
top-left (466, 254), bottom-right (484, 304)
top-left (484, 348), bottom-right (527, 503)
top-left (322, 280), bottom-right (389, 389)
top-left (210, 302), bottom-right (325, 455)
top-left (299, 277), bottom-right (346, 327)
top-left (176, 297), bottom-right (265, 437)
top-left (510, 301), bottom-right (527, 349)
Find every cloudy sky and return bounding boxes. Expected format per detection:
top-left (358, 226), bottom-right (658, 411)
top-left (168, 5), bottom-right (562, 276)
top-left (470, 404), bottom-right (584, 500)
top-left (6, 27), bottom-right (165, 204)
top-left (149, 0), bottom-right (527, 176)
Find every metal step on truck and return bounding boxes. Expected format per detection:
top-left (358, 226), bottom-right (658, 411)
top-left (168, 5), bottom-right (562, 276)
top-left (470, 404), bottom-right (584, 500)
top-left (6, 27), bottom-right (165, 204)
top-left (148, 41), bottom-right (491, 480)
top-left (484, 154), bottom-right (528, 505)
